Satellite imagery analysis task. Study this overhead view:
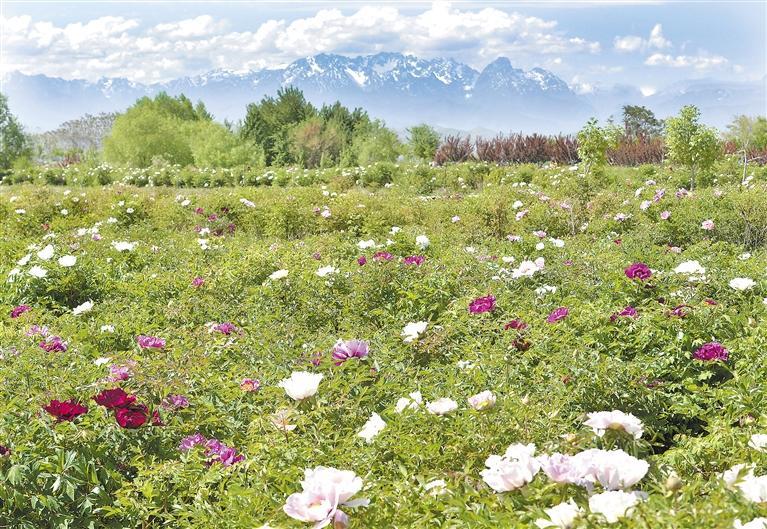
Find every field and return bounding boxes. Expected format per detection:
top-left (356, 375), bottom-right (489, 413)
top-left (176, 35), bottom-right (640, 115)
top-left (2, 163), bottom-right (767, 528)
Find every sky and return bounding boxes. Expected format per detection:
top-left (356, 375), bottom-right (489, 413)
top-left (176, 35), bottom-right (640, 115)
top-left (1, 1), bottom-right (765, 94)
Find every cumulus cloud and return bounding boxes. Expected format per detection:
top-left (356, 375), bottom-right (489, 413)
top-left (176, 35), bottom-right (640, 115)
top-left (614, 23), bottom-right (671, 53)
top-left (1, 2), bottom-right (601, 82)
top-left (644, 52), bottom-right (729, 70)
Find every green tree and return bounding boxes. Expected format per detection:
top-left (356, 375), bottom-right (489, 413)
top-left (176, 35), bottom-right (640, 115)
top-left (665, 105), bottom-right (721, 189)
top-left (0, 93), bottom-right (29, 172)
top-left (188, 120), bottom-right (263, 168)
top-left (351, 120), bottom-right (401, 165)
top-left (576, 117), bottom-right (620, 175)
top-left (289, 117), bottom-right (346, 168)
top-left (622, 105), bottom-right (663, 139)
top-left (241, 87), bottom-right (316, 165)
top-left (407, 124), bottom-right (440, 161)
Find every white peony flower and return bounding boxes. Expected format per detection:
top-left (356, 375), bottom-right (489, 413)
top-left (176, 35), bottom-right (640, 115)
top-left (278, 371), bottom-right (323, 401)
top-left (37, 245), bottom-right (55, 260)
top-left (357, 239), bottom-right (376, 249)
top-left (730, 277), bottom-right (756, 291)
top-left (316, 265), bottom-right (339, 277)
top-left (468, 390), bottom-right (496, 411)
top-left (584, 410), bottom-right (644, 439)
top-left (423, 479), bottom-right (448, 496)
top-left (395, 391), bottom-right (423, 413)
top-left (268, 269), bottom-right (289, 281)
top-left (749, 434), bottom-right (767, 452)
top-left (28, 265), bottom-right (47, 278)
top-left (357, 412), bottom-right (386, 443)
top-left (72, 300), bottom-right (94, 315)
top-left (426, 398), bottom-right (458, 416)
top-left (735, 518), bottom-right (767, 529)
top-left (58, 255), bottom-right (77, 267)
top-left (402, 321), bottom-right (428, 343)
top-left (588, 490), bottom-right (645, 523)
top-left (673, 260), bottom-right (706, 281)
top-left (283, 467), bottom-right (368, 527)
top-left (738, 474), bottom-right (767, 503)
top-left (111, 241), bottom-right (137, 252)
top-left (481, 443), bottom-right (540, 492)
top-left (534, 499), bottom-right (583, 529)
top-left (415, 235), bottom-right (430, 249)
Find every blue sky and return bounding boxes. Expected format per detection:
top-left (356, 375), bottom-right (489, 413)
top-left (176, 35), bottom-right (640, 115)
top-left (2, 1), bottom-right (764, 94)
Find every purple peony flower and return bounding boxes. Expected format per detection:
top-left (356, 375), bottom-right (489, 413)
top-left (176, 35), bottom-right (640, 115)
top-left (547, 307), bottom-right (569, 323)
top-left (693, 342), bottom-right (729, 362)
top-left (469, 295), bottom-right (496, 314)
top-left (137, 335), bottom-right (165, 349)
top-left (331, 339), bottom-right (369, 366)
top-left (163, 394), bottom-right (190, 409)
top-left (108, 361), bottom-right (137, 382)
top-left (504, 319), bottom-right (528, 331)
top-left (11, 305), bottom-right (31, 318)
top-left (357, 255), bottom-right (367, 266)
top-left (373, 251), bottom-right (393, 262)
top-left (192, 277), bottom-right (205, 287)
top-left (179, 433), bottom-right (207, 452)
top-left (624, 262), bottom-right (652, 281)
top-left (213, 322), bottom-right (239, 335)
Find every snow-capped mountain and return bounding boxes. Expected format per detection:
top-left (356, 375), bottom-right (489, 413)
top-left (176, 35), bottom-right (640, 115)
top-left (2, 52), bottom-right (764, 133)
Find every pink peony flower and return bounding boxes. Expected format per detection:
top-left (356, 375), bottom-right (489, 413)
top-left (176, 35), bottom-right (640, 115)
top-left (283, 467), bottom-right (367, 527)
top-left (179, 433), bottom-right (207, 452)
top-left (693, 342), bottom-right (729, 362)
top-left (240, 378), bottom-right (261, 392)
top-left (624, 262), bottom-right (651, 281)
top-left (373, 251), bottom-right (393, 262)
top-left (213, 322), bottom-right (239, 335)
top-left (163, 394), bottom-right (190, 409)
top-left (660, 211), bottom-right (671, 220)
top-left (191, 277), bottom-right (205, 287)
top-left (108, 361), bottom-right (137, 382)
top-left (547, 307), bottom-right (569, 323)
top-left (701, 219), bottom-right (715, 231)
top-left (469, 295), bottom-right (496, 314)
top-left (331, 339), bottom-right (369, 366)
top-left (136, 335), bottom-right (165, 349)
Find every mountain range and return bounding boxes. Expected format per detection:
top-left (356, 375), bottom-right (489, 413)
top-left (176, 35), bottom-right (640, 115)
top-left (2, 52), bottom-right (764, 133)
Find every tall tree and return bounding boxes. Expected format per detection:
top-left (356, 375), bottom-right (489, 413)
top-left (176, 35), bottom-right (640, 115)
top-left (0, 93), bottom-right (29, 172)
top-left (622, 105), bottom-right (663, 139)
top-left (665, 105), bottom-right (721, 189)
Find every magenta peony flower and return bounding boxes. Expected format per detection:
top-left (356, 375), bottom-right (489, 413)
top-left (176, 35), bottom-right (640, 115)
top-left (240, 378), bottom-right (261, 392)
top-left (179, 433), bottom-right (208, 452)
top-left (332, 339), bottom-right (369, 366)
top-left (93, 388), bottom-right (136, 409)
top-left (213, 322), bottom-right (239, 335)
top-left (357, 255), bottom-right (367, 266)
top-left (204, 438), bottom-right (244, 466)
top-left (693, 342), bottom-right (729, 362)
top-left (44, 399), bottom-right (88, 422)
top-left (192, 277), bottom-right (205, 287)
top-left (469, 295), bottom-right (496, 314)
top-left (11, 304), bottom-right (31, 318)
top-left (667, 304), bottom-right (689, 318)
top-left (624, 262), bottom-right (651, 281)
top-left (136, 335), bottom-right (165, 349)
top-left (40, 335), bottom-right (67, 353)
top-left (373, 251), bottom-right (393, 262)
top-left (547, 307), bottom-right (569, 323)
top-left (610, 306), bottom-right (638, 322)
top-left (403, 255), bottom-right (425, 266)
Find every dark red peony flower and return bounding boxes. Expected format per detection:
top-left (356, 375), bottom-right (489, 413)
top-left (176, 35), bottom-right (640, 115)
top-left (0, 445), bottom-right (11, 457)
top-left (115, 404), bottom-right (149, 429)
top-left (610, 306), bottom-right (638, 322)
top-left (93, 388), bottom-right (136, 409)
top-left (44, 399), bottom-right (88, 421)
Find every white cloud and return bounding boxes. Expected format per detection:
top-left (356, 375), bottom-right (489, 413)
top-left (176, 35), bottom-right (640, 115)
top-left (1, 3), bottom-right (601, 82)
top-left (614, 23), bottom-right (671, 53)
top-left (644, 52), bottom-right (728, 70)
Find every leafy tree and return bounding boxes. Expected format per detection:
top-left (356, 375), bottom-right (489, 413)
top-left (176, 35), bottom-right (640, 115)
top-left (290, 117), bottom-right (346, 168)
top-left (188, 120), bottom-right (263, 168)
top-left (407, 124), bottom-right (440, 161)
top-left (725, 115), bottom-right (767, 182)
top-left (0, 93), bottom-right (29, 172)
top-left (665, 105), bottom-right (721, 189)
top-left (33, 113), bottom-right (116, 162)
top-left (351, 120), bottom-right (401, 165)
top-left (241, 87), bottom-right (316, 165)
top-left (576, 118), bottom-right (620, 175)
top-left (622, 105), bottom-right (663, 139)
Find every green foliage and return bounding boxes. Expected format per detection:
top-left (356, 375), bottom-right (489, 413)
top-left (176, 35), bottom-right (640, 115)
top-left (622, 105), bottom-right (664, 139)
top-left (576, 117), bottom-right (621, 175)
top-left (407, 124), bottom-right (441, 161)
top-left (665, 105), bottom-right (722, 189)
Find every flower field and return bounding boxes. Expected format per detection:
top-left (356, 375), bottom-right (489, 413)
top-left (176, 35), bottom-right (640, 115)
top-left (2, 164), bottom-right (767, 528)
